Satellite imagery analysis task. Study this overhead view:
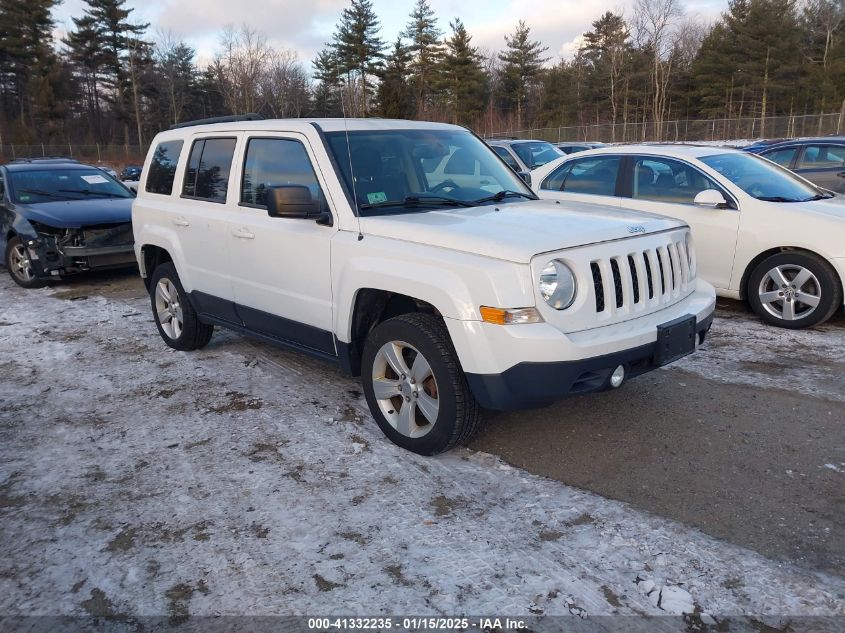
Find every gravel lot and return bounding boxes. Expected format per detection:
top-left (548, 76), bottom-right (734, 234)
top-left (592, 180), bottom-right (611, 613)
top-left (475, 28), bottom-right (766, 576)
top-left (1, 268), bottom-right (844, 628)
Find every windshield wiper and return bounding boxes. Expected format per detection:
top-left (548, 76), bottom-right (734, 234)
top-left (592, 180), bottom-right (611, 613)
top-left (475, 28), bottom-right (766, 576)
top-left (807, 193), bottom-right (834, 201)
top-left (756, 196), bottom-right (801, 202)
top-left (359, 195), bottom-right (475, 210)
top-left (471, 190), bottom-right (537, 204)
top-left (17, 188), bottom-right (69, 199)
top-left (58, 189), bottom-right (122, 198)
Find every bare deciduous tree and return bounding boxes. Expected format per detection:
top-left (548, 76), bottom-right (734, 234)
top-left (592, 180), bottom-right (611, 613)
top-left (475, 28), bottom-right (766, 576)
top-left (633, 0), bottom-right (682, 140)
top-left (213, 25), bottom-right (272, 115)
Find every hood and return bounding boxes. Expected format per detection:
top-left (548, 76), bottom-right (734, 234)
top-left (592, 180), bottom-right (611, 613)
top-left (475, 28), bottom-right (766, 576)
top-left (785, 194), bottom-right (845, 221)
top-left (17, 198), bottom-right (133, 229)
top-left (360, 200), bottom-right (685, 263)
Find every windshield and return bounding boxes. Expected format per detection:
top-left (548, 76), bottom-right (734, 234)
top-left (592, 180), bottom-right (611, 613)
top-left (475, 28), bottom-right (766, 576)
top-left (324, 129), bottom-right (536, 215)
top-left (9, 168), bottom-right (133, 203)
top-left (510, 141), bottom-right (564, 169)
top-left (699, 152), bottom-right (826, 202)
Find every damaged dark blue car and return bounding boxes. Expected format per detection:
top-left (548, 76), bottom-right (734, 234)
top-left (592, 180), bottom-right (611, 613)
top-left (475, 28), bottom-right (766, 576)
top-left (0, 159), bottom-right (136, 288)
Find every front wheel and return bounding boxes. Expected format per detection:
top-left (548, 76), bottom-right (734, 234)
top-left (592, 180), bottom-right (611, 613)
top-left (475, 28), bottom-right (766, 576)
top-left (149, 262), bottom-right (214, 350)
top-left (747, 251), bottom-right (842, 329)
top-left (5, 236), bottom-right (46, 289)
top-left (361, 313), bottom-right (482, 455)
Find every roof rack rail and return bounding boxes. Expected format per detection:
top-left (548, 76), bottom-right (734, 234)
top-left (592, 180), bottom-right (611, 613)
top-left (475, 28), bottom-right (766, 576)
top-left (170, 113), bottom-right (264, 130)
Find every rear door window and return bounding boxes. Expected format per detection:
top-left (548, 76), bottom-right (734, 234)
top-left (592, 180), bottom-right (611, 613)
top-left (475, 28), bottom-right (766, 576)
top-left (561, 156), bottom-right (620, 196)
top-left (182, 137), bottom-right (237, 203)
top-left (798, 144), bottom-right (845, 169)
top-left (145, 140), bottom-right (183, 195)
top-left (631, 156), bottom-right (724, 204)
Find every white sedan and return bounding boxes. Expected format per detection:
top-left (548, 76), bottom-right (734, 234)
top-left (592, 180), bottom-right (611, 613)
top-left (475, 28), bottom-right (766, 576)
top-left (533, 145), bottom-right (845, 328)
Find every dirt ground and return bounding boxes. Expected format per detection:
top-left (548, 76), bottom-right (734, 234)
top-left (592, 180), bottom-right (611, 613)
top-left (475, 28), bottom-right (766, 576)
top-left (1, 268), bottom-right (844, 625)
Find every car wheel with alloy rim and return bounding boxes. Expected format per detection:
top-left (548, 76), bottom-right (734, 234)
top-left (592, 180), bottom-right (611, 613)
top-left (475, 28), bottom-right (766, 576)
top-left (149, 262), bottom-right (214, 350)
top-left (5, 236), bottom-right (46, 289)
top-left (747, 251), bottom-right (841, 329)
top-left (361, 312), bottom-right (481, 455)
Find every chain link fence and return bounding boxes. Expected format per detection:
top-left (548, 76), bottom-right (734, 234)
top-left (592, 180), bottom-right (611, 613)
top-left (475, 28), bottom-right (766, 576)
top-left (487, 112), bottom-right (845, 144)
top-left (0, 144), bottom-right (147, 167)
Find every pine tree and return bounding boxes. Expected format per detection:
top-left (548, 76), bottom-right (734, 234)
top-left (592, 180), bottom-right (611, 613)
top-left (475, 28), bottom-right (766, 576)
top-left (0, 0), bottom-right (61, 140)
top-left (312, 47), bottom-right (343, 116)
top-left (402, 0), bottom-right (443, 116)
top-left (67, 0), bottom-right (150, 144)
top-left (153, 39), bottom-right (198, 127)
top-left (582, 12), bottom-right (630, 135)
top-left (376, 38), bottom-right (414, 119)
top-left (64, 14), bottom-right (104, 139)
top-left (333, 0), bottom-right (385, 115)
top-left (693, 0), bottom-right (804, 131)
top-left (438, 19), bottom-right (489, 125)
top-left (498, 20), bottom-right (549, 129)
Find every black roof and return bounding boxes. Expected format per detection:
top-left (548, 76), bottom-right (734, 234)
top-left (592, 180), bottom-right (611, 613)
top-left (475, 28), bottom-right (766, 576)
top-left (3, 160), bottom-right (93, 173)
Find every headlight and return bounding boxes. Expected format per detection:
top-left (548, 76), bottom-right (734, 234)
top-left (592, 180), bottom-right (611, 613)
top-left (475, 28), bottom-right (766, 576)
top-left (539, 260), bottom-right (576, 309)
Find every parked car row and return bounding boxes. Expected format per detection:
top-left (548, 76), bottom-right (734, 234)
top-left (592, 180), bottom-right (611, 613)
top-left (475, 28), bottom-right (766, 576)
top-left (2, 122), bottom-right (843, 456)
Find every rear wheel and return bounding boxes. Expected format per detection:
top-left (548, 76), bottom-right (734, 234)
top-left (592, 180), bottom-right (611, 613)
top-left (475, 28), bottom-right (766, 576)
top-left (747, 251), bottom-right (841, 329)
top-left (5, 236), bottom-right (45, 289)
top-left (149, 262), bottom-right (213, 350)
top-left (361, 313), bottom-right (481, 455)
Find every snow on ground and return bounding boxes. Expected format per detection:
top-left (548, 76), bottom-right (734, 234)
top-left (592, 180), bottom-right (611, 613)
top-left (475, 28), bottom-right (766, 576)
top-left (669, 301), bottom-right (845, 403)
top-left (1, 276), bottom-right (845, 629)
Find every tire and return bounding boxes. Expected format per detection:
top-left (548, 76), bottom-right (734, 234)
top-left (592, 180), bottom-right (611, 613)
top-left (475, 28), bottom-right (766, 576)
top-left (5, 236), bottom-right (46, 289)
top-left (149, 262), bottom-right (214, 351)
top-left (361, 312), bottom-right (482, 455)
top-left (747, 251), bottom-right (842, 329)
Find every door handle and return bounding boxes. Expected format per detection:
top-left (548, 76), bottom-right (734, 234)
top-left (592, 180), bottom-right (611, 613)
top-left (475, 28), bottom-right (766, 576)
top-left (836, 172), bottom-right (845, 178)
top-left (172, 217), bottom-right (190, 227)
top-left (232, 228), bottom-right (255, 239)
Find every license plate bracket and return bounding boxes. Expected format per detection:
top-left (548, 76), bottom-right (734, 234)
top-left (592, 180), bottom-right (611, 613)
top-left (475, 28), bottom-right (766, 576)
top-left (655, 315), bottom-right (697, 366)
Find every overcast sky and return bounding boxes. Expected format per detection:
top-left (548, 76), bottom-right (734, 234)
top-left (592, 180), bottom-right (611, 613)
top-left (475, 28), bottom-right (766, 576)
top-left (52, 0), bottom-right (727, 68)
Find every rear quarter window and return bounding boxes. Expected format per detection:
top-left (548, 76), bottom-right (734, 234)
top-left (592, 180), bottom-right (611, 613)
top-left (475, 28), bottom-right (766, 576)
top-left (145, 140), bottom-right (183, 195)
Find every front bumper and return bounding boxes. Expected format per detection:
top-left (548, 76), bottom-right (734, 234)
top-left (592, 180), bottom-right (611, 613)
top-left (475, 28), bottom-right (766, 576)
top-left (466, 312), bottom-right (712, 410)
top-left (25, 235), bottom-right (135, 278)
top-left (446, 279), bottom-right (715, 410)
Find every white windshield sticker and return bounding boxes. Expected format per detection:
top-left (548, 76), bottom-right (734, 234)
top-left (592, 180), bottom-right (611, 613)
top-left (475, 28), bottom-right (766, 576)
top-left (81, 174), bottom-right (109, 184)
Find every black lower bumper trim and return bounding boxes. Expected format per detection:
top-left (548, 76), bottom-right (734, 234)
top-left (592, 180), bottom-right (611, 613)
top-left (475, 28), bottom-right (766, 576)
top-left (465, 313), bottom-right (713, 411)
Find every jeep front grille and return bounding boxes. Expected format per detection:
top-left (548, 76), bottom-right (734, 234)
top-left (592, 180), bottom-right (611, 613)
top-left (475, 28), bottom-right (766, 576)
top-left (589, 235), bottom-right (694, 316)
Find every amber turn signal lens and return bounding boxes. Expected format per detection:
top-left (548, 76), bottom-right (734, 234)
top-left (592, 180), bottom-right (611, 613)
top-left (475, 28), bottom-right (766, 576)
top-left (480, 306), bottom-right (542, 325)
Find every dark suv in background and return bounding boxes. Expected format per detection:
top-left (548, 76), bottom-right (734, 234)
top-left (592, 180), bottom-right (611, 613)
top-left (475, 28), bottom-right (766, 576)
top-left (746, 137), bottom-right (845, 193)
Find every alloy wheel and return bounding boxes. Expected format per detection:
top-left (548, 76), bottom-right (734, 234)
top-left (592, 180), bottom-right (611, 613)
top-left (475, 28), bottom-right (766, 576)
top-left (758, 264), bottom-right (821, 322)
top-left (10, 244), bottom-right (35, 283)
top-left (154, 277), bottom-right (184, 339)
top-left (371, 340), bottom-right (439, 438)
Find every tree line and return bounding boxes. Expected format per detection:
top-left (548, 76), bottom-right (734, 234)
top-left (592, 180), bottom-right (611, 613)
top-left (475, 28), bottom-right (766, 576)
top-left (0, 0), bottom-right (842, 147)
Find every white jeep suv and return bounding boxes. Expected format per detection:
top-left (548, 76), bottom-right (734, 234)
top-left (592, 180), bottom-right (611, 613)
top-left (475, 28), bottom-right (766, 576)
top-left (133, 118), bottom-right (716, 455)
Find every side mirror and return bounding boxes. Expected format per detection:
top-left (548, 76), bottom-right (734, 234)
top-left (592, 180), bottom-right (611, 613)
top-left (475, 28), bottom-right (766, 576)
top-left (693, 189), bottom-right (728, 209)
top-left (517, 171), bottom-right (532, 187)
top-left (266, 185), bottom-right (319, 218)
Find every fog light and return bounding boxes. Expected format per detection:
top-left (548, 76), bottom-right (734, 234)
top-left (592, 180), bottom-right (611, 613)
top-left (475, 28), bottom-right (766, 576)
top-left (610, 365), bottom-right (625, 388)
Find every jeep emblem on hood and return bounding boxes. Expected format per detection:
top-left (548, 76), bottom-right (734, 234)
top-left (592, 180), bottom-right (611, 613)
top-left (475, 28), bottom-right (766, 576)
top-left (627, 225), bottom-right (646, 234)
